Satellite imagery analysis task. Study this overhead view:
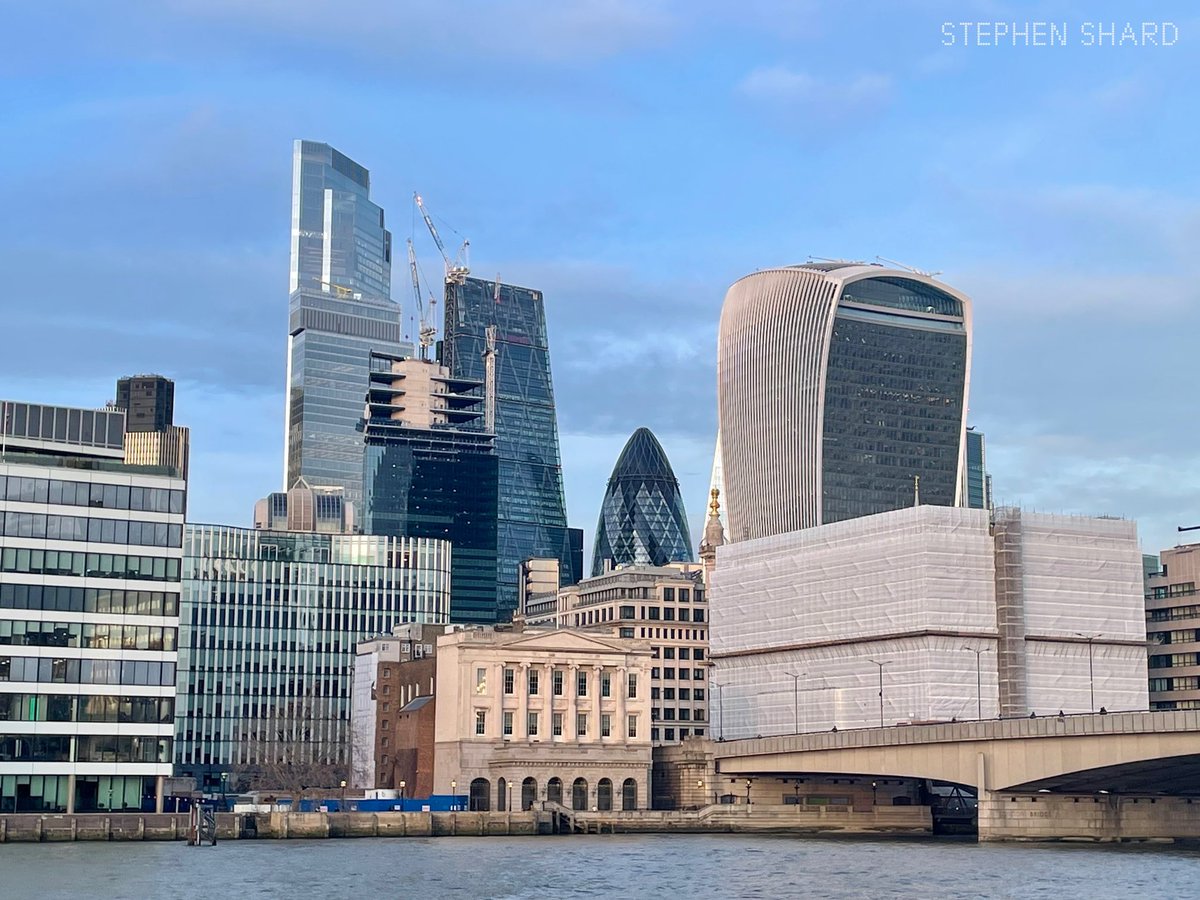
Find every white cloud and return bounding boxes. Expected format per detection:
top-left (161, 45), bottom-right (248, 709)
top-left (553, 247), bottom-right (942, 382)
top-left (737, 66), bottom-right (893, 121)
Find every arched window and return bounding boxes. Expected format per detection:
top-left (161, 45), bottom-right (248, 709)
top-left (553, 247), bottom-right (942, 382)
top-left (572, 777), bottom-right (588, 811)
top-left (622, 778), bottom-right (638, 811)
top-left (521, 777), bottom-right (537, 811)
top-left (497, 777), bottom-right (508, 812)
top-left (597, 778), bottom-right (613, 811)
top-left (469, 778), bottom-right (490, 811)
top-left (547, 777), bottom-right (563, 805)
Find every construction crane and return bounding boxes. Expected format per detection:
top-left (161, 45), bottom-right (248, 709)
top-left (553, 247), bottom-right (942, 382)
top-left (414, 193), bottom-right (470, 284)
top-left (311, 277), bottom-right (356, 298)
top-left (406, 238), bottom-right (438, 360)
top-left (483, 325), bottom-right (497, 434)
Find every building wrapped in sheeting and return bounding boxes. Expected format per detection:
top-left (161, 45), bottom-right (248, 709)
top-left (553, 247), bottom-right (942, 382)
top-left (709, 506), bottom-right (1147, 738)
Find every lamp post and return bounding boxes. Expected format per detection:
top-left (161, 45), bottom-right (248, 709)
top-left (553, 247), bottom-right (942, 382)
top-left (785, 671), bottom-right (804, 734)
top-left (711, 681), bottom-right (726, 741)
top-left (220, 772), bottom-right (229, 812)
top-left (339, 779), bottom-right (347, 811)
top-left (451, 779), bottom-right (458, 810)
top-left (696, 779), bottom-right (704, 809)
top-left (1075, 633), bottom-right (1098, 712)
top-left (962, 646), bottom-right (989, 720)
top-left (399, 779), bottom-right (406, 811)
top-left (868, 660), bottom-right (889, 728)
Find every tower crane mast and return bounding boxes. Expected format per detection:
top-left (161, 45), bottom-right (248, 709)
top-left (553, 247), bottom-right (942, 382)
top-left (414, 192), bottom-right (470, 284)
top-left (405, 239), bottom-right (437, 360)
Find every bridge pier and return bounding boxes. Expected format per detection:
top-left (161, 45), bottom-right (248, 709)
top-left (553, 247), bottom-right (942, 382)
top-left (980, 794), bottom-right (1200, 843)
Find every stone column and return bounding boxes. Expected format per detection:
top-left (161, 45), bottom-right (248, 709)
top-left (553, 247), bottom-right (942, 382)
top-left (66, 773), bottom-right (76, 814)
top-left (492, 661), bottom-right (505, 737)
top-left (155, 775), bottom-right (165, 814)
top-left (591, 665), bottom-right (603, 741)
top-left (518, 662), bottom-right (530, 738)
top-left (567, 664), bottom-right (579, 744)
top-left (616, 666), bottom-right (628, 741)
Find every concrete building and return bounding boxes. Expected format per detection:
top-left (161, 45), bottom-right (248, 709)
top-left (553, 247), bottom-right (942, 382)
top-left (253, 478), bottom-right (355, 534)
top-left (525, 565), bottom-right (709, 745)
top-left (351, 623), bottom-right (440, 793)
top-left (717, 263), bottom-right (972, 543)
top-left (175, 525), bottom-right (450, 790)
top-left (1146, 543), bottom-right (1200, 711)
top-left (433, 626), bottom-right (653, 812)
top-left (115, 375), bottom-right (189, 479)
top-left (1, 399), bottom-right (186, 813)
top-left (709, 506), bottom-right (1148, 738)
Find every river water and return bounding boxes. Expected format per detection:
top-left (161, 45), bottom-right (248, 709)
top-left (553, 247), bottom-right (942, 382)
top-left (3, 834), bottom-right (1198, 899)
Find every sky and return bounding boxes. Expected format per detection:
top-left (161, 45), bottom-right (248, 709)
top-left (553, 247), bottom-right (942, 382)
top-left (2, 1), bottom-right (1198, 560)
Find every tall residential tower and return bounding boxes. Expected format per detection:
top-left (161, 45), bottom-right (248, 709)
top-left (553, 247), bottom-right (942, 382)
top-left (283, 141), bottom-right (408, 512)
top-left (717, 263), bottom-right (972, 543)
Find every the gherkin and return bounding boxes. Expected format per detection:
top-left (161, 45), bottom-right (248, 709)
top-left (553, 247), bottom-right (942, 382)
top-left (592, 428), bottom-right (693, 576)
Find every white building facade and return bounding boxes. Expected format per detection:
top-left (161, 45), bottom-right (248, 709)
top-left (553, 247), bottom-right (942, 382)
top-left (709, 506), bottom-right (1148, 738)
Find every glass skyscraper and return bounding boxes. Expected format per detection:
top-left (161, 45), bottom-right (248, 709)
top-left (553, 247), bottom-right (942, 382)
top-left (592, 428), bottom-right (693, 576)
top-left (963, 427), bottom-right (992, 510)
top-left (718, 263), bottom-right (972, 542)
top-left (284, 140), bottom-right (408, 513)
top-left (442, 277), bottom-right (573, 619)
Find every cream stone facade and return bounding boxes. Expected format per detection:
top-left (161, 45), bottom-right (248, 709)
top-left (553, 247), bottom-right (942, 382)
top-left (433, 626), bottom-right (653, 812)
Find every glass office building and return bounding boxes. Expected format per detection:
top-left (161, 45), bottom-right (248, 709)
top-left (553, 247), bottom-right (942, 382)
top-left (963, 427), bottom-right (992, 510)
top-left (1, 400), bottom-right (186, 814)
top-left (176, 525), bottom-right (450, 788)
top-left (717, 264), bottom-right (972, 542)
top-left (592, 428), bottom-right (693, 576)
top-left (362, 355), bottom-right (499, 623)
top-left (442, 277), bottom-right (574, 619)
top-left (283, 141), bottom-right (409, 512)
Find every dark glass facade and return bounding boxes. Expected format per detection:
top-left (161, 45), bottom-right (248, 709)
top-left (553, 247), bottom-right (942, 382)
top-left (442, 277), bottom-right (571, 619)
top-left (115, 375), bottom-right (174, 433)
top-left (821, 278), bottom-right (967, 524)
top-left (592, 428), bottom-right (693, 576)
top-left (364, 425), bottom-right (499, 623)
top-left (964, 428), bottom-right (990, 510)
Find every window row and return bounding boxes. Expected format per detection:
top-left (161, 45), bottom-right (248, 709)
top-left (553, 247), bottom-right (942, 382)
top-left (651, 646), bottom-right (705, 661)
top-left (491, 668), bottom-right (639, 700)
top-left (650, 707), bottom-right (705, 721)
top-left (488, 709), bottom-right (639, 739)
top-left (0, 475), bottom-right (184, 515)
top-left (1148, 604), bottom-right (1200, 622)
top-left (1150, 629), bottom-right (1200, 646)
top-left (0, 584), bottom-right (179, 617)
top-left (650, 726), bottom-right (705, 742)
top-left (651, 667), bottom-right (707, 680)
top-left (0, 656), bottom-right (176, 686)
top-left (0, 548), bottom-right (181, 582)
top-left (0, 734), bottom-right (172, 764)
top-left (0, 619), bottom-right (177, 651)
top-left (1149, 676), bottom-right (1200, 693)
top-left (0, 692), bottom-right (174, 724)
top-left (651, 687), bottom-right (705, 701)
top-left (1, 512), bottom-right (182, 548)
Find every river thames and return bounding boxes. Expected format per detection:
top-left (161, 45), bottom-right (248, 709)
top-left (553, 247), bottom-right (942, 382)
top-left (4, 834), bottom-right (1198, 898)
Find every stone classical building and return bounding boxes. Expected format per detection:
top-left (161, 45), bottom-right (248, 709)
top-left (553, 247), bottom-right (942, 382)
top-left (525, 565), bottom-right (709, 745)
top-left (1146, 543), bottom-right (1200, 711)
top-left (433, 626), bottom-right (653, 812)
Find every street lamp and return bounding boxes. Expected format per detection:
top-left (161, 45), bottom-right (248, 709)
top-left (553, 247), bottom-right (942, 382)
top-left (962, 646), bottom-right (990, 720)
top-left (745, 779), bottom-right (752, 806)
top-left (696, 779), bottom-right (703, 808)
top-left (451, 778), bottom-right (457, 806)
top-left (1075, 633), bottom-right (1098, 712)
top-left (339, 779), bottom-right (347, 811)
top-left (868, 660), bottom-right (889, 728)
top-left (399, 779), bottom-right (406, 811)
top-left (710, 681), bottom-right (726, 741)
top-left (220, 772), bottom-right (229, 812)
top-left (785, 671), bottom-right (804, 734)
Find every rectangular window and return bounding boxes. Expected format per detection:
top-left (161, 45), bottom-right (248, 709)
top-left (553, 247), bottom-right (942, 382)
top-left (620, 627), bottom-right (635, 638)
top-left (694, 609), bottom-right (705, 623)
top-left (664, 667), bottom-right (675, 680)
top-left (694, 648), bottom-right (705, 661)
top-left (663, 588), bottom-right (675, 601)
top-left (619, 605), bottom-right (635, 619)
top-left (627, 673), bottom-right (637, 699)
top-left (601, 671), bottom-right (611, 697)
top-left (503, 711), bottom-right (513, 737)
top-left (663, 647), bottom-right (675, 660)
top-left (679, 609), bottom-right (691, 622)
top-left (664, 727), bottom-right (676, 741)
top-left (475, 667), bottom-right (487, 693)
top-left (627, 715), bottom-right (638, 738)
top-left (663, 608), bottom-right (676, 621)
top-left (475, 710), bottom-right (486, 735)
top-left (577, 671), bottom-right (587, 697)
top-left (694, 669), bottom-right (705, 681)
top-left (679, 647), bottom-right (691, 660)
top-left (553, 670), bottom-right (564, 696)
top-left (552, 712), bottom-right (563, 736)
top-left (527, 712), bottom-right (539, 736)
top-left (503, 668), bottom-right (515, 695)
top-left (576, 712), bottom-right (587, 737)
top-left (528, 669), bottom-right (539, 696)
top-left (601, 714), bottom-right (612, 738)
top-left (648, 607), bottom-right (660, 621)
top-left (679, 589), bottom-right (690, 602)
top-left (651, 667), bottom-right (660, 679)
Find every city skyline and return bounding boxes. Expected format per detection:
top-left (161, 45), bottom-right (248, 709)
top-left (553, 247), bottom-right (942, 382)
top-left (4, 2), bottom-right (1198, 559)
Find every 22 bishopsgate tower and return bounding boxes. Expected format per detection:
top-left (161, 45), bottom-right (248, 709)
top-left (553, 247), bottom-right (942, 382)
top-left (283, 141), bottom-right (408, 512)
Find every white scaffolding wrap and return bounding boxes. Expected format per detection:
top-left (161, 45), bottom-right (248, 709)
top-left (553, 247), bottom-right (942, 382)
top-left (709, 506), bottom-right (1148, 738)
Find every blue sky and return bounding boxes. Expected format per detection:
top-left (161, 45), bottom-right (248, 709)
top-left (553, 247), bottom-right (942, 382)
top-left (3, 1), bottom-right (1198, 558)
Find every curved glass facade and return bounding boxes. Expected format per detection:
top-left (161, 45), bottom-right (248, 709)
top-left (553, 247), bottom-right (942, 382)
top-left (592, 428), bottom-right (693, 576)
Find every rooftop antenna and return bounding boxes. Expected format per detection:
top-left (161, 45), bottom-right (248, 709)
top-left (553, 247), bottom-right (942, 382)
top-left (875, 256), bottom-right (942, 278)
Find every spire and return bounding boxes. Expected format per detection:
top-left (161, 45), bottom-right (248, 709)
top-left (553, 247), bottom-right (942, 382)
top-left (699, 488), bottom-right (726, 583)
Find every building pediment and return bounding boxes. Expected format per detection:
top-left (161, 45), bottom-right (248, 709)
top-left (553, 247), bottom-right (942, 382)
top-left (498, 629), bottom-right (639, 657)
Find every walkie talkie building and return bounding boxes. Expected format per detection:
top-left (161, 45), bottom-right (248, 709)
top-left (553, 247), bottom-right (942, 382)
top-left (717, 263), bottom-right (972, 543)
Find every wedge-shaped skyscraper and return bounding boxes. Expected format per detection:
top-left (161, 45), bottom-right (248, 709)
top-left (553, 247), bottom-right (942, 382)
top-left (592, 428), bottom-right (693, 576)
top-left (717, 263), bottom-right (972, 543)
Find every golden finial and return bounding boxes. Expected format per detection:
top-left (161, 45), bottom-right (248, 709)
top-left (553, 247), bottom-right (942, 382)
top-left (709, 487), bottom-right (721, 516)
